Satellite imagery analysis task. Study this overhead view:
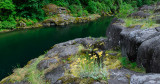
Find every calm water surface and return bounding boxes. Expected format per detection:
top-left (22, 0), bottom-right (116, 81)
top-left (0, 17), bottom-right (113, 80)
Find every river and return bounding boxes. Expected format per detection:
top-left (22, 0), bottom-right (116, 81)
top-left (0, 17), bottom-right (113, 80)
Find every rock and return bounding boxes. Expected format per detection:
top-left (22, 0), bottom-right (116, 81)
top-left (155, 27), bottom-right (160, 32)
top-left (45, 64), bottom-right (70, 84)
top-left (154, 9), bottom-right (160, 13)
top-left (37, 58), bottom-right (58, 71)
top-left (120, 28), bottom-right (157, 61)
top-left (106, 24), bottom-right (126, 50)
top-left (108, 68), bottom-right (138, 84)
top-left (45, 37), bottom-right (108, 58)
top-left (152, 16), bottom-right (160, 24)
top-left (54, 80), bottom-right (62, 84)
top-left (57, 7), bottom-right (67, 14)
top-left (137, 34), bottom-right (160, 73)
top-left (43, 4), bottom-right (68, 16)
top-left (45, 44), bottom-right (80, 58)
top-left (128, 11), bottom-right (150, 18)
top-left (140, 5), bottom-right (154, 11)
top-left (18, 21), bottom-right (26, 27)
top-left (130, 74), bottom-right (160, 84)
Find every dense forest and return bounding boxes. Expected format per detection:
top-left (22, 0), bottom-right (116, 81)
top-left (0, 0), bottom-right (158, 29)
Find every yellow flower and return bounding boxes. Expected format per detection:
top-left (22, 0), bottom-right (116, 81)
top-left (93, 48), bottom-right (98, 51)
top-left (77, 58), bottom-right (81, 62)
top-left (89, 54), bottom-right (91, 56)
top-left (84, 58), bottom-right (86, 61)
top-left (98, 51), bottom-right (103, 56)
top-left (90, 57), bottom-right (93, 59)
top-left (106, 54), bottom-right (109, 56)
top-left (93, 55), bottom-right (97, 59)
top-left (91, 62), bottom-right (94, 64)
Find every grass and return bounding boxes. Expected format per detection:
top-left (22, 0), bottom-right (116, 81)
top-left (0, 55), bottom-right (47, 84)
top-left (123, 17), bottom-right (159, 29)
top-left (120, 57), bottom-right (145, 73)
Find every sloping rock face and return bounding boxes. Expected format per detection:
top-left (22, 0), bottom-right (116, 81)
top-left (36, 37), bottom-right (108, 84)
top-left (106, 18), bottom-right (160, 72)
top-left (106, 3), bottom-right (160, 72)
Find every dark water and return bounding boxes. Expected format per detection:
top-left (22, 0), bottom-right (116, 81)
top-left (0, 17), bottom-right (113, 80)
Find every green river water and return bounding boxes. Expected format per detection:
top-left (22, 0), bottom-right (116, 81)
top-left (0, 17), bottom-right (113, 80)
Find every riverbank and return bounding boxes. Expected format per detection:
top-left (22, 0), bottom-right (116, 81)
top-left (0, 14), bottom-right (101, 33)
top-left (0, 4), bottom-right (101, 33)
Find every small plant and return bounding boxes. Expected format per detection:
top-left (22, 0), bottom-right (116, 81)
top-left (70, 51), bottom-right (108, 80)
top-left (120, 57), bottom-right (145, 73)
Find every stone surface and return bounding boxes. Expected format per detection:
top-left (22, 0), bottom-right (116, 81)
top-left (137, 34), bottom-right (160, 73)
top-left (130, 74), bottom-right (160, 84)
top-left (45, 37), bottom-right (108, 58)
top-left (45, 64), bottom-right (70, 84)
top-left (128, 11), bottom-right (150, 18)
top-left (120, 28), bottom-right (157, 61)
top-left (37, 58), bottom-right (58, 70)
top-left (108, 68), bottom-right (138, 84)
top-left (106, 24), bottom-right (125, 50)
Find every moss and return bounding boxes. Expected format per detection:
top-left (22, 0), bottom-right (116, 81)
top-left (80, 78), bottom-right (95, 84)
top-left (58, 75), bottom-right (81, 84)
top-left (0, 55), bottom-right (47, 84)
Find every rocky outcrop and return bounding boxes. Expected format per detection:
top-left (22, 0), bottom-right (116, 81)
top-left (42, 14), bottom-right (101, 26)
top-left (106, 3), bottom-right (160, 73)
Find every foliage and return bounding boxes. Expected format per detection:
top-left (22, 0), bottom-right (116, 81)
top-left (120, 57), bottom-right (145, 73)
top-left (116, 1), bottom-right (135, 18)
top-left (0, 0), bottom-right (158, 29)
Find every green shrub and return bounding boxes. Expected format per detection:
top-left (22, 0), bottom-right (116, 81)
top-left (83, 10), bottom-right (89, 16)
top-left (116, 2), bottom-right (134, 18)
top-left (87, 1), bottom-right (98, 14)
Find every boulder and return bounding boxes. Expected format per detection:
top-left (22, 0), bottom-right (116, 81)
top-left (137, 34), bottom-right (160, 73)
top-left (120, 28), bottom-right (157, 61)
top-left (45, 44), bottom-right (80, 58)
top-left (108, 68), bottom-right (138, 84)
top-left (45, 64), bottom-right (70, 84)
top-left (106, 24), bottom-right (125, 50)
top-left (130, 74), bottom-right (160, 84)
top-left (128, 11), bottom-right (150, 18)
top-left (45, 37), bottom-right (108, 58)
